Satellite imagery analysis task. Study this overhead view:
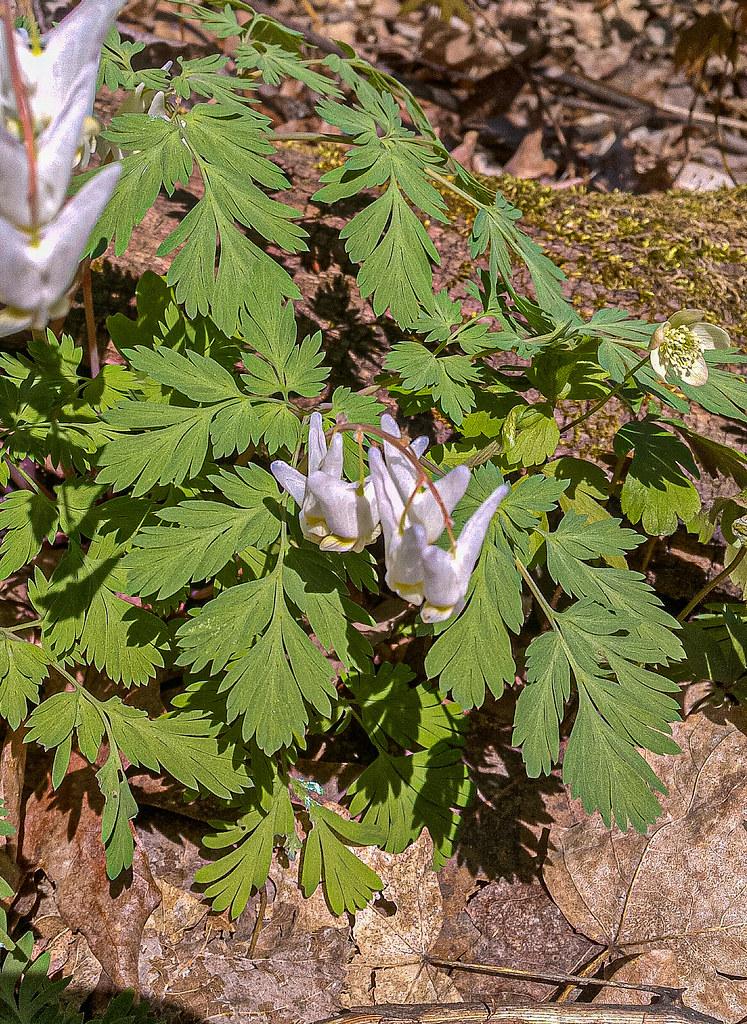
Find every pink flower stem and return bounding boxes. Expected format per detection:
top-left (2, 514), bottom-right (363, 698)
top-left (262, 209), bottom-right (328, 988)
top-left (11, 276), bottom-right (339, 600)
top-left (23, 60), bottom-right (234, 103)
top-left (0, 0), bottom-right (39, 231)
top-left (332, 421), bottom-right (456, 547)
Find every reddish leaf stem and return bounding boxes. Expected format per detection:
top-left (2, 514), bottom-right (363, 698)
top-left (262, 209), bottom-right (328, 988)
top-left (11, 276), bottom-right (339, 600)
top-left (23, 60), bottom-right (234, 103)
top-left (81, 259), bottom-right (100, 376)
top-left (0, 0), bottom-right (39, 231)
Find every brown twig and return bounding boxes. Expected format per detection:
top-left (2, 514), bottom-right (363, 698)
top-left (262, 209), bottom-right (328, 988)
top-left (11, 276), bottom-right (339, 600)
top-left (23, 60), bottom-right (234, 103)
top-left (0, 0), bottom-right (39, 231)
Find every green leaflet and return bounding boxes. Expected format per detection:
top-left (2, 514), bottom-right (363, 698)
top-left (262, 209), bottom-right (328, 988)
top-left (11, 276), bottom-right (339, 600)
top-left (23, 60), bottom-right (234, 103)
top-left (98, 346), bottom-right (259, 495)
top-left (0, 491), bottom-right (58, 579)
top-left (513, 600), bottom-right (682, 832)
top-left (614, 419), bottom-right (701, 535)
top-left (105, 701), bottom-right (251, 799)
top-left (385, 343), bottom-right (481, 424)
top-left (0, 333), bottom-right (112, 472)
top-left (351, 663), bottom-right (466, 750)
top-left (468, 185), bottom-right (567, 316)
top-left (680, 350), bottom-right (747, 423)
top-left (0, 633), bottom-right (49, 730)
top-left (123, 465), bottom-right (282, 599)
top-left (0, 936), bottom-right (82, 1024)
top-left (347, 667), bottom-right (472, 867)
top-left (541, 510), bottom-right (683, 660)
top-left (30, 536), bottom-right (168, 687)
top-left (425, 465), bottom-right (563, 707)
top-left (177, 567), bottom-right (338, 754)
top-left (97, 751), bottom-right (138, 880)
top-left (346, 744), bottom-right (473, 869)
top-left (313, 90), bottom-right (446, 325)
top-left (514, 507), bottom-right (685, 829)
top-left (197, 777), bottom-right (295, 918)
top-left (299, 801), bottom-right (383, 915)
top-left (501, 404), bottom-right (560, 468)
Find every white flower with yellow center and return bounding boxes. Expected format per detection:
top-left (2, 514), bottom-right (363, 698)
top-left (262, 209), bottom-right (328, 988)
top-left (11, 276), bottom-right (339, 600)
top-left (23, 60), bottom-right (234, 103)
top-left (650, 309), bottom-right (730, 387)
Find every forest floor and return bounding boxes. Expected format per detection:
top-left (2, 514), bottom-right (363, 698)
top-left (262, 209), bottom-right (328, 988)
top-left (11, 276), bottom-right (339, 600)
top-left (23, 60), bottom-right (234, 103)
top-left (5, 1), bottom-right (747, 1022)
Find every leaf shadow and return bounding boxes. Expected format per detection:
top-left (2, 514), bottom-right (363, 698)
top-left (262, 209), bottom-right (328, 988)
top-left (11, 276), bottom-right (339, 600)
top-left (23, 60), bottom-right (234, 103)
top-left (455, 691), bottom-right (565, 883)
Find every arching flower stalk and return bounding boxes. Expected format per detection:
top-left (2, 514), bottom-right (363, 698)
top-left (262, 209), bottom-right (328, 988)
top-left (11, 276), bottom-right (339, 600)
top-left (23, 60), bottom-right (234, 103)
top-left (276, 413), bottom-right (510, 622)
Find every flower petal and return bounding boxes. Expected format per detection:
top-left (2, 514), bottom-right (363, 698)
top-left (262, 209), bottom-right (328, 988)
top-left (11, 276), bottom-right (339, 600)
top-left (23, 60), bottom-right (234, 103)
top-left (369, 448), bottom-right (404, 545)
top-left (681, 354), bottom-right (709, 387)
top-left (421, 545), bottom-right (462, 611)
top-left (454, 483), bottom-right (510, 577)
top-left (34, 163), bottom-right (121, 312)
top-left (691, 323), bottom-right (730, 351)
top-left (320, 429), bottom-right (343, 479)
top-left (270, 461), bottom-right (306, 505)
top-left (385, 524), bottom-right (427, 604)
top-left (0, 307), bottom-right (32, 337)
top-left (412, 464), bottom-right (471, 543)
top-left (669, 308), bottom-right (704, 329)
top-left (0, 77), bottom-right (93, 228)
top-left (307, 412), bottom-right (327, 473)
top-left (33, 0), bottom-right (126, 118)
top-left (307, 473), bottom-right (376, 545)
top-left (649, 345), bottom-right (667, 380)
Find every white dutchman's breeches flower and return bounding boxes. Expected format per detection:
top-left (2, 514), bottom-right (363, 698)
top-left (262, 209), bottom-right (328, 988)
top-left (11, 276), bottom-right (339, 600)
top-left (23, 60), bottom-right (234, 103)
top-left (0, 0), bottom-right (125, 134)
top-left (420, 482), bottom-right (510, 622)
top-left (0, 164), bottom-right (121, 335)
top-left (0, 0), bottom-right (124, 336)
top-left (276, 411), bottom-right (510, 623)
top-left (371, 444), bottom-right (509, 620)
top-left (369, 447), bottom-right (427, 604)
top-left (271, 413), bottom-right (380, 553)
top-left (379, 413), bottom-right (471, 542)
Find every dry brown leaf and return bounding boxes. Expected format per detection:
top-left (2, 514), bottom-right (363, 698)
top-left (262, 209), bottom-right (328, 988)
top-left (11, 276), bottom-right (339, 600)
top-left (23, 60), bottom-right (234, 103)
top-left (544, 708), bottom-right (747, 1022)
top-left (22, 754), bottom-right (161, 989)
top-left (346, 831), bottom-right (461, 1006)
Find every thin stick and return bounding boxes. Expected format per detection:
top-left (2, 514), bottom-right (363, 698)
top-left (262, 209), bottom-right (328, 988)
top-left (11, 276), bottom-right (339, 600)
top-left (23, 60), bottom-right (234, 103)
top-left (426, 958), bottom-right (678, 1000)
top-left (81, 259), bottom-right (100, 377)
top-left (677, 547), bottom-right (747, 623)
top-left (0, 0), bottom-right (39, 231)
top-left (555, 948), bottom-right (612, 1004)
top-left (247, 885), bottom-right (268, 958)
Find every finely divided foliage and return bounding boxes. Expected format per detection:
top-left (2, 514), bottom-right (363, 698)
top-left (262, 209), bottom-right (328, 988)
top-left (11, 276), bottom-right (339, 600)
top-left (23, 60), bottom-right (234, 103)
top-left (0, 0), bottom-right (746, 939)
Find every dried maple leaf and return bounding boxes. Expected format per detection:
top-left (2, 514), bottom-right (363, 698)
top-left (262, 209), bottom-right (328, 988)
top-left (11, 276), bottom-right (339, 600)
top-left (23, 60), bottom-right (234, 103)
top-left (544, 708), bottom-right (747, 1022)
top-left (346, 830), bottom-right (461, 1006)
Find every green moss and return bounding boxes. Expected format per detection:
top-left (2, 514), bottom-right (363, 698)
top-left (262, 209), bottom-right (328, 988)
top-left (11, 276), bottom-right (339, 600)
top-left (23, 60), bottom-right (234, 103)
top-left (470, 175), bottom-right (747, 338)
top-left (313, 141), bottom-right (746, 338)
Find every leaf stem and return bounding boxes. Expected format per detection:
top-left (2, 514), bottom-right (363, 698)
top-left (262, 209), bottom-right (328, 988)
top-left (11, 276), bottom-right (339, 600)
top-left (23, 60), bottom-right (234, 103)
top-left (515, 556), bottom-right (559, 632)
top-left (676, 546), bottom-right (747, 622)
top-left (81, 259), bottom-right (100, 378)
top-left (3, 618), bottom-right (42, 633)
top-left (561, 354), bottom-right (650, 434)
